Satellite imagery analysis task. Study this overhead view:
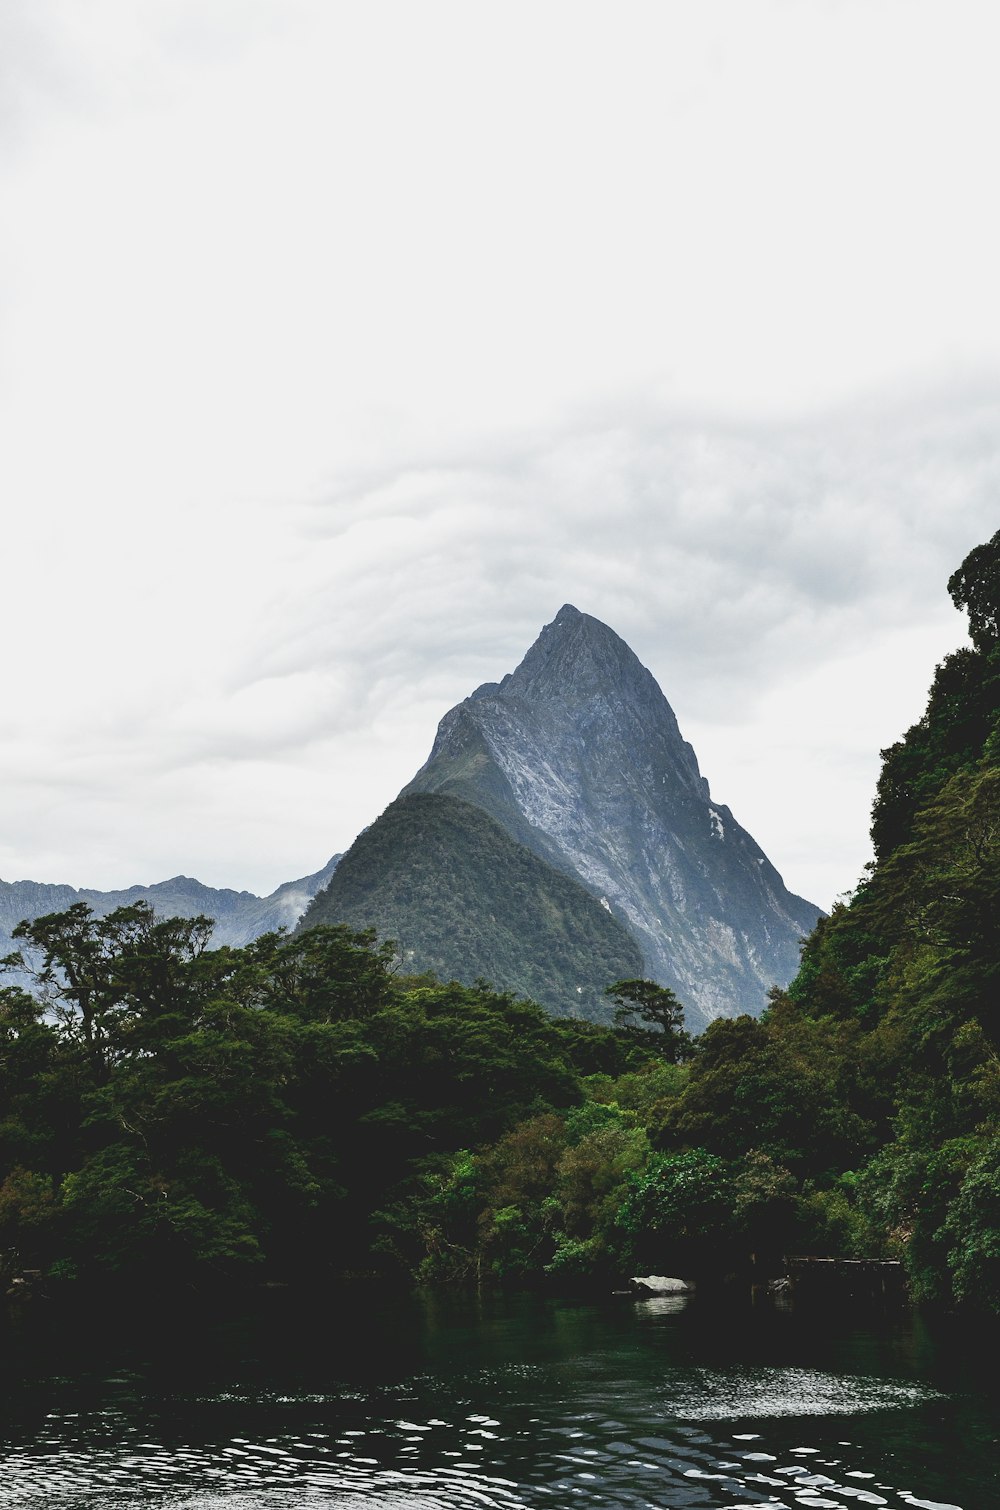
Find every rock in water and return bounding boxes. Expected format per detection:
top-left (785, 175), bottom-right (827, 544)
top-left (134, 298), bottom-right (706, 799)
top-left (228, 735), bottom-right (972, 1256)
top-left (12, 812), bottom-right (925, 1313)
top-left (629, 1276), bottom-right (693, 1294)
top-left (402, 605), bottom-right (821, 1029)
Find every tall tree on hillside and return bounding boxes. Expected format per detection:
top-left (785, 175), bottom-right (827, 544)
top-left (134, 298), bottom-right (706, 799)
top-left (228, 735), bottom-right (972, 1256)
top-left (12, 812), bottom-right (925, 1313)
top-left (606, 979), bottom-right (691, 1063)
top-left (948, 527), bottom-right (1000, 652)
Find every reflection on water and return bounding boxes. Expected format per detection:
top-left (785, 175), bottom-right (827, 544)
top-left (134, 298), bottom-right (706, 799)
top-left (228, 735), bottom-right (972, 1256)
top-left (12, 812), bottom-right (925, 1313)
top-left (0, 1289), bottom-right (992, 1509)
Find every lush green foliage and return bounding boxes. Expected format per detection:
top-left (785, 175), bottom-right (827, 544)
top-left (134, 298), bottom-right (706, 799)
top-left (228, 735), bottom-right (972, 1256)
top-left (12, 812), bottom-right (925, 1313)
top-left (605, 979), bottom-right (692, 1062)
top-left (0, 913), bottom-right (617, 1293)
top-left (3, 531), bottom-right (1000, 1310)
top-left (768, 527), bottom-right (1000, 1308)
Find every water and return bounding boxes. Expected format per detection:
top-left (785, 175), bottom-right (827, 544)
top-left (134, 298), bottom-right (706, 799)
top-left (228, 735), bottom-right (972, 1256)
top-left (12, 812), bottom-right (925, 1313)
top-left (0, 1288), bottom-right (996, 1508)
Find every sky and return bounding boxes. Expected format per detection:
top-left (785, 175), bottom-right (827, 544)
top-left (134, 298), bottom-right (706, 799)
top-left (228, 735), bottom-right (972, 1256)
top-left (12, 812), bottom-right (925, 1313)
top-left (1, 0), bottom-right (998, 912)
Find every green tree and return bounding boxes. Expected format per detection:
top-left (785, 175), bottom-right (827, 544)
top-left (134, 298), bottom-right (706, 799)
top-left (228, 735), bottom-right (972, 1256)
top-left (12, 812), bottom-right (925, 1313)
top-left (10, 902), bottom-right (223, 1077)
top-left (553, 1118), bottom-right (648, 1263)
top-left (258, 924), bottom-right (398, 1022)
top-left (948, 527), bottom-right (1000, 653)
top-left (661, 1014), bottom-right (871, 1177)
top-left (606, 979), bottom-right (691, 1062)
top-left (941, 1140), bottom-right (1000, 1310)
top-left (476, 1113), bottom-right (568, 1279)
top-left (617, 1148), bottom-right (734, 1273)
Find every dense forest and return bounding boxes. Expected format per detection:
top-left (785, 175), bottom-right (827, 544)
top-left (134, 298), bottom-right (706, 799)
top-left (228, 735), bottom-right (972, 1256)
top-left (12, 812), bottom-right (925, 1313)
top-left (2, 530), bottom-right (1000, 1312)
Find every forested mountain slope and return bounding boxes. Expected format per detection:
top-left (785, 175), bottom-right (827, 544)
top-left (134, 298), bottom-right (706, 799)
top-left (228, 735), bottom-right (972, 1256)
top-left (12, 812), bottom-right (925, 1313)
top-left (761, 529), bottom-right (1000, 1306)
top-left (298, 792), bottom-right (643, 1022)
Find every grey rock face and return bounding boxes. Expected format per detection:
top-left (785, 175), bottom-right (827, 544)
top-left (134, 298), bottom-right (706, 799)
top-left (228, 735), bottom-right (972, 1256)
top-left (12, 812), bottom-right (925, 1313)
top-left (405, 604), bottom-right (821, 1030)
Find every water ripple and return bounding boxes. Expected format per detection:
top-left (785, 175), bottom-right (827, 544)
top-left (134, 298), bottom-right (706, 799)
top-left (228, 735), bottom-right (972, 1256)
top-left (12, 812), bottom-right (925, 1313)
top-left (663, 1367), bottom-right (940, 1420)
top-left (0, 1361), bottom-right (962, 1509)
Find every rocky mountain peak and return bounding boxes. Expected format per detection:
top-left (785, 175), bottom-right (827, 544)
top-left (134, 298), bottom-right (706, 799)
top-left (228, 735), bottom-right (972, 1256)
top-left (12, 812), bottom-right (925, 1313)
top-left (405, 607), bottom-right (822, 1028)
top-left (498, 603), bottom-right (659, 711)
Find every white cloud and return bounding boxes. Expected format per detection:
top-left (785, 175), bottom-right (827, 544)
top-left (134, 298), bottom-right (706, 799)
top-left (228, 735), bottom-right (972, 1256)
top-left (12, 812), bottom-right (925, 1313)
top-left (0, 1), bottom-right (998, 911)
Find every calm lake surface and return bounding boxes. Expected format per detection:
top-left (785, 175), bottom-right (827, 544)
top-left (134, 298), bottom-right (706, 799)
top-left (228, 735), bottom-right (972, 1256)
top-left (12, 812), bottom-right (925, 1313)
top-left (0, 1287), bottom-right (996, 1509)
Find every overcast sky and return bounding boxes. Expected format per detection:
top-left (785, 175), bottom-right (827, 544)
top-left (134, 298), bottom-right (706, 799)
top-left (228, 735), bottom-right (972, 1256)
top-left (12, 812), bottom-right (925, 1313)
top-left (2, 0), bottom-right (998, 911)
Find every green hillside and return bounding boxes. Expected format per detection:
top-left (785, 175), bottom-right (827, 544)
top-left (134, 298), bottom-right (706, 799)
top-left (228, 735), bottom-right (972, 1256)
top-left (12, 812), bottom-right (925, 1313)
top-left (299, 792), bottom-right (643, 1021)
top-left (763, 528), bottom-right (1000, 1305)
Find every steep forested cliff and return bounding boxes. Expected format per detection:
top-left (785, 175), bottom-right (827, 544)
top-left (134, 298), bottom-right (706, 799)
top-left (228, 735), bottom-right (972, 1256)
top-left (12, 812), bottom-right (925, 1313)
top-left (767, 529), bottom-right (1000, 1307)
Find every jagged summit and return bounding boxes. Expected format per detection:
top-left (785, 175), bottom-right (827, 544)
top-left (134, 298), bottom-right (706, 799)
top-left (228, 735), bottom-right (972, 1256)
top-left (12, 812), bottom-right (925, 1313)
top-left (497, 604), bottom-right (661, 707)
top-left (405, 606), bottom-right (821, 1028)
top-left (409, 606), bottom-right (708, 831)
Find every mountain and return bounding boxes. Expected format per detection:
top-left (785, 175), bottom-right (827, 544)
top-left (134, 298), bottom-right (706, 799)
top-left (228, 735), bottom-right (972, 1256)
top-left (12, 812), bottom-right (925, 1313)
top-left (397, 604), bottom-right (822, 1029)
top-left (299, 792), bottom-right (643, 1021)
top-left (0, 855), bottom-right (341, 976)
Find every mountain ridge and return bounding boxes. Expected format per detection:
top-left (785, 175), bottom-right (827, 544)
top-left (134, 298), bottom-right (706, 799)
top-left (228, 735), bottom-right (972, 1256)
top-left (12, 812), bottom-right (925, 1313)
top-left (0, 855), bottom-right (341, 976)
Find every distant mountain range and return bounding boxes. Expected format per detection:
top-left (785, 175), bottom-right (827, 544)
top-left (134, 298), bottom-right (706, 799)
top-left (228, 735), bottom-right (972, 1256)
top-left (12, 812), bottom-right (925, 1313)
top-left (0, 856), bottom-right (340, 978)
top-left (303, 606), bottom-right (822, 1030)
